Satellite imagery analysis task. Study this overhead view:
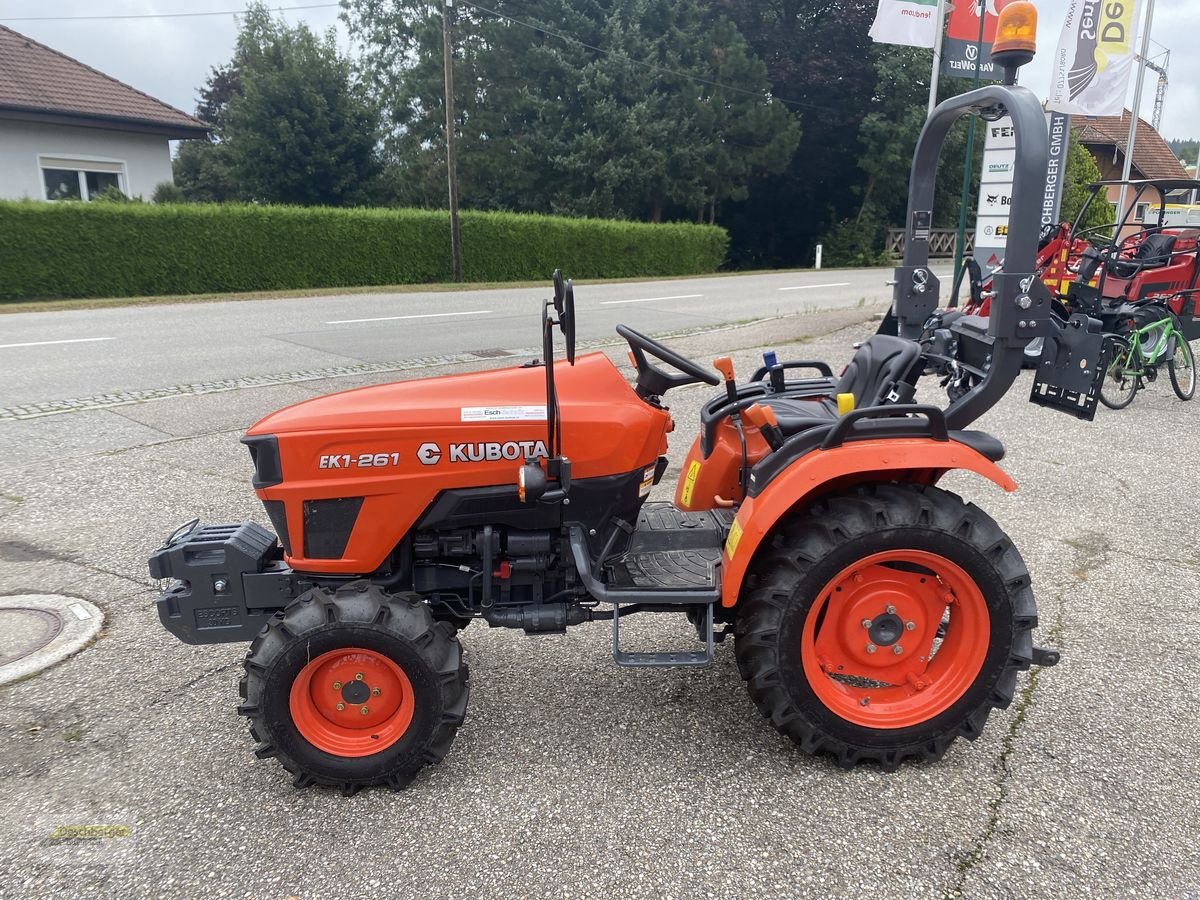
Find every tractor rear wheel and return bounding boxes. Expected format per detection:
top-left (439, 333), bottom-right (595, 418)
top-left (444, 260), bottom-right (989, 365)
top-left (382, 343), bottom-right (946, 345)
top-left (734, 483), bottom-right (1035, 770)
top-left (238, 582), bottom-right (468, 794)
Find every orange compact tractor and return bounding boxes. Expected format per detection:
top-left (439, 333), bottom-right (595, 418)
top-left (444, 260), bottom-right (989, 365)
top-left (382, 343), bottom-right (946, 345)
top-left (152, 5), bottom-right (1083, 792)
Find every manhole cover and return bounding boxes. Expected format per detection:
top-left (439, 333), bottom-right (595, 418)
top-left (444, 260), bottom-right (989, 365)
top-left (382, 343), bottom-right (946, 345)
top-left (0, 608), bottom-right (63, 666)
top-left (0, 595), bottom-right (103, 686)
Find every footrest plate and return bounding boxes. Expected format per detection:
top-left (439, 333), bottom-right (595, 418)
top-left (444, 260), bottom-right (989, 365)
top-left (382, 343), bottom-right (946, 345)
top-left (612, 602), bottom-right (714, 668)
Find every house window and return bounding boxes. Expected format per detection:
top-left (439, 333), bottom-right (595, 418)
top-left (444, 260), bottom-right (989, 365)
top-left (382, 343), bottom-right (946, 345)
top-left (39, 157), bottom-right (125, 201)
top-left (1134, 202), bottom-right (1150, 223)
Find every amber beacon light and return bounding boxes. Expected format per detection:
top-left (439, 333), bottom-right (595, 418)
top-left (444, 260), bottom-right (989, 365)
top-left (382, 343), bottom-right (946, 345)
top-left (991, 1), bottom-right (1038, 81)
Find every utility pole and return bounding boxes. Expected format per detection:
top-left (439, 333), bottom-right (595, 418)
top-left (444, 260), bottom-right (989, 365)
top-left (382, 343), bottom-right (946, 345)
top-left (442, 0), bottom-right (463, 282)
top-left (926, 0), bottom-right (948, 116)
top-left (1117, 0), bottom-right (1156, 221)
top-left (951, 0), bottom-right (988, 287)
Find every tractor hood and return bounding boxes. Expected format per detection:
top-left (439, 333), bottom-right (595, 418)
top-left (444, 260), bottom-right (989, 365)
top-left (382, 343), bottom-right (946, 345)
top-left (241, 350), bottom-right (674, 572)
top-left (246, 352), bottom-right (628, 436)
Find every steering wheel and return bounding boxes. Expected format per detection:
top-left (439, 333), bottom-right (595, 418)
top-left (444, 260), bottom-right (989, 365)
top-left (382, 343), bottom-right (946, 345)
top-left (616, 324), bottom-right (720, 398)
top-left (1073, 223), bottom-right (1125, 255)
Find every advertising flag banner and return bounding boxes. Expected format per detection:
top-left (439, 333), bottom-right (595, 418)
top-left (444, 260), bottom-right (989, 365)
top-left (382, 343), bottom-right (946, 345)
top-left (941, 0), bottom-right (1016, 80)
top-left (1046, 0), bottom-right (1143, 115)
top-left (869, 0), bottom-right (940, 48)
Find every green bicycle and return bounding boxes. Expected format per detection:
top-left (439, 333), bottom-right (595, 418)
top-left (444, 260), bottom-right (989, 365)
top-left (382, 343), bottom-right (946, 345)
top-left (1099, 298), bottom-right (1196, 409)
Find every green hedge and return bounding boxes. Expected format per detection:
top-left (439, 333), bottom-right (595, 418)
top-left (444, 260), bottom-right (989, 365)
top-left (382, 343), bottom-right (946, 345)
top-left (0, 202), bottom-right (729, 300)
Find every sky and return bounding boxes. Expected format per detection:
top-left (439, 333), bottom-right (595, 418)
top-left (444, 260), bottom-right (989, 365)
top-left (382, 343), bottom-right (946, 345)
top-left (1, 0), bottom-right (1197, 147)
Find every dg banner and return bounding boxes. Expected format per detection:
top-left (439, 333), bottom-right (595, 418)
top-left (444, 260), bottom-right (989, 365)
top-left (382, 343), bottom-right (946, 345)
top-left (1047, 0), bottom-right (1144, 116)
top-left (941, 0), bottom-right (1017, 80)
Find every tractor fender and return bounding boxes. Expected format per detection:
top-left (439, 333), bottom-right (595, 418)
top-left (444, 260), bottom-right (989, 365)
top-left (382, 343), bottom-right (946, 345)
top-left (719, 438), bottom-right (1016, 607)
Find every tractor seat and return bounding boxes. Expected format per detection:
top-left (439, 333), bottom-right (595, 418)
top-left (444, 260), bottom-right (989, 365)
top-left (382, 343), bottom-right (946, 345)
top-left (1108, 233), bottom-right (1177, 279)
top-left (760, 334), bottom-right (922, 438)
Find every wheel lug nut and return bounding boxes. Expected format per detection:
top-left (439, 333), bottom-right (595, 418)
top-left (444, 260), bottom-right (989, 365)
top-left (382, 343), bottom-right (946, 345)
top-left (360, 706), bottom-right (369, 716)
top-left (859, 697), bottom-right (870, 706)
top-left (886, 604), bottom-right (897, 615)
top-left (861, 618), bottom-right (873, 628)
top-left (866, 643), bottom-right (877, 654)
top-left (355, 672), bottom-right (364, 681)
top-left (893, 644), bottom-right (903, 655)
top-left (332, 681), bottom-right (342, 690)
top-left (372, 687), bottom-right (381, 697)
top-left (905, 621), bottom-right (916, 631)
top-left (335, 702), bottom-right (345, 711)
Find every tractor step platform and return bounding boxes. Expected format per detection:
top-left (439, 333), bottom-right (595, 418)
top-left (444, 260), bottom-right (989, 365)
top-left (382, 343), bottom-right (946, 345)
top-left (612, 601), bottom-right (714, 668)
top-left (605, 503), bottom-right (730, 593)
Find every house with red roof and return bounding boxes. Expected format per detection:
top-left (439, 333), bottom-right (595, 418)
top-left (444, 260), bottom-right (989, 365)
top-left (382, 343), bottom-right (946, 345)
top-left (0, 26), bottom-right (207, 202)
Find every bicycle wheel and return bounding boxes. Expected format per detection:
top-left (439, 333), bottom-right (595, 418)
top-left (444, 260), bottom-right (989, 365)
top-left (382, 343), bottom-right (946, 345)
top-left (1099, 337), bottom-right (1139, 410)
top-left (1169, 338), bottom-right (1196, 400)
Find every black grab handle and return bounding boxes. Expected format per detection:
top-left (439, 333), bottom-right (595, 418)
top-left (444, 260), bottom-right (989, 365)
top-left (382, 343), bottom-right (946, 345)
top-left (820, 404), bottom-right (949, 451)
top-left (749, 360), bottom-right (835, 382)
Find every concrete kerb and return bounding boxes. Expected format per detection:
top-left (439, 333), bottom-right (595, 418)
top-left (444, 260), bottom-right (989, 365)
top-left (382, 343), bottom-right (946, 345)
top-left (0, 594), bottom-right (103, 687)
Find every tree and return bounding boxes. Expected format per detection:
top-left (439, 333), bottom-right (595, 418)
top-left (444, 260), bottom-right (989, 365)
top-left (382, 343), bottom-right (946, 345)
top-left (554, 0), bottom-right (799, 222)
top-left (343, 0), bottom-right (798, 222)
top-left (818, 44), bottom-right (979, 266)
top-left (1061, 130), bottom-right (1110, 232)
top-left (174, 4), bottom-right (381, 205)
top-left (172, 63), bottom-right (242, 202)
top-left (700, 0), bottom-right (883, 266)
top-left (1168, 138), bottom-right (1198, 167)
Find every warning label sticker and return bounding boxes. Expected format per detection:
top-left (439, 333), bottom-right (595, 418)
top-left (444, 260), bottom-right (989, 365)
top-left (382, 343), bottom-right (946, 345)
top-left (639, 464), bottom-right (655, 497)
top-left (680, 460), bottom-right (701, 508)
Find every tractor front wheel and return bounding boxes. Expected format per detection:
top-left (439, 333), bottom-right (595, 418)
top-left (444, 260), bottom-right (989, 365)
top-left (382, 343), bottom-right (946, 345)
top-left (238, 583), bottom-right (468, 794)
top-left (734, 484), bottom-right (1035, 770)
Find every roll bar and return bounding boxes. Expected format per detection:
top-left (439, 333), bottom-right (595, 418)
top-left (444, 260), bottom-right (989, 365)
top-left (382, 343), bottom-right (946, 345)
top-left (889, 82), bottom-right (1056, 430)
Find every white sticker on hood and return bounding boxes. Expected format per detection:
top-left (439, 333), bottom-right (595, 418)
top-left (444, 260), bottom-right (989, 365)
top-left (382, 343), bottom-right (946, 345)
top-left (461, 405), bottom-right (548, 422)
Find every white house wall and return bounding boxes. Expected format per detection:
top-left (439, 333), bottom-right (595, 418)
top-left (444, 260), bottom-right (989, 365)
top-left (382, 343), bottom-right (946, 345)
top-left (0, 119), bottom-right (174, 201)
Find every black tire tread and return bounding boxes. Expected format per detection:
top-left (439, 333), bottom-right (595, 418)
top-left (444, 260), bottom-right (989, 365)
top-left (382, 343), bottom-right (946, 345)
top-left (1169, 338), bottom-right (1196, 401)
top-left (733, 483), bottom-right (1036, 771)
top-left (1099, 338), bottom-right (1139, 410)
top-left (237, 581), bottom-right (468, 793)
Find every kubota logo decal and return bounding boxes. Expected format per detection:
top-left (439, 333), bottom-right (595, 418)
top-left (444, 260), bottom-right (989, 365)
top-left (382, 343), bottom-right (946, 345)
top-left (416, 440), bottom-right (549, 465)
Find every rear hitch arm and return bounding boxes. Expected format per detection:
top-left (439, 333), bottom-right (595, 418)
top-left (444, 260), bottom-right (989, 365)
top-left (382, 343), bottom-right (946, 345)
top-left (1031, 646), bottom-right (1061, 667)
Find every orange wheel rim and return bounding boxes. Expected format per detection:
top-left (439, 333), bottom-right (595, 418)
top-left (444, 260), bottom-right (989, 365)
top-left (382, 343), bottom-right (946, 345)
top-left (289, 647), bottom-right (415, 756)
top-left (801, 550), bottom-right (990, 729)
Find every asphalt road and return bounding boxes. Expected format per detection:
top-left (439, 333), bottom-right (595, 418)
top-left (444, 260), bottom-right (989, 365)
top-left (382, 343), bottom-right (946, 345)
top-left (0, 282), bottom-right (1197, 898)
top-left (0, 267), bottom-right (940, 408)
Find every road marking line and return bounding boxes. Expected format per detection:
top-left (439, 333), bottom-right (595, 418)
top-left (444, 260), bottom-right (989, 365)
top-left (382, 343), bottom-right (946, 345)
top-left (0, 337), bottom-right (115, 350)
top-left (326, 309), bottom-right (492, 325)
top-left (777, 282), bottom-right (851, 292)
top-left (600, 294), bottom-right (704, 305)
